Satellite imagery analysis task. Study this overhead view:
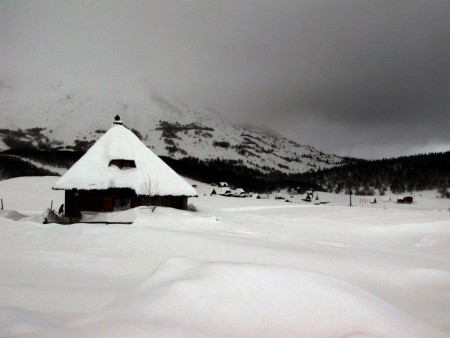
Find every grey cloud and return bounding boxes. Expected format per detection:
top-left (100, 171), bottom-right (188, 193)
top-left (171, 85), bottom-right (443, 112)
top-left (1, 0), bottom-right (449, 158)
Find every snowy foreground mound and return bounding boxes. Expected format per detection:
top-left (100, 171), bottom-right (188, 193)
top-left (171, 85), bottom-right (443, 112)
top-left (62, 258), bottom-right (444, 338)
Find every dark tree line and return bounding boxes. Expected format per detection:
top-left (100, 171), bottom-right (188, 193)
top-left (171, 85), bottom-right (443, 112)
top-left (159, 156), bottom-right (320, 193)
top-left (1, 148), bottom-right (448, 196)
top-left (1, 149), bottom-right (84, 169)
top-left (0, 155), bottom-right (58, 180)
top-left (297, 151), bottom-right (450, 195)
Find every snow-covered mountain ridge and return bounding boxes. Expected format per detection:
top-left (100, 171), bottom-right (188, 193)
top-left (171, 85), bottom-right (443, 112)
top-left (0, 83), bottom-right (345, 174)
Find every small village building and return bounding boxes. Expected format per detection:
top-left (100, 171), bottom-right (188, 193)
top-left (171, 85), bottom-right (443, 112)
top-left (397, 196), bottom-right (413, 204)
top-left (233, 188), bottom-right (247, 198)
top-left (53, 117), bottom-right (197, 217)
top-left (218, 182), bottom-right (229, 188)
top-left (216, 187), bottom-right (232, 196)
top-left (287, 188), bottom-right (297, 196)
top-left (302, 190), bottom-right (314, 202)
top-left (210, 188), bottom-right (230, 196)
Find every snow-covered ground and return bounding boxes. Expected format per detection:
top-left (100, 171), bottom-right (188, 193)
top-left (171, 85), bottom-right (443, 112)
top-left (0, 176), bottom-right (449, 337)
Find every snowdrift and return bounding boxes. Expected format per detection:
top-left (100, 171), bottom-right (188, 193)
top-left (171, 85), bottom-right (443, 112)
top-left (62, 258), bottom-right (445, 338)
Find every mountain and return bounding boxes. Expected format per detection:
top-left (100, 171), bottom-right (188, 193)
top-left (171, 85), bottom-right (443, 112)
top-left (0, 82), bottom-right (345, 174)
top-left (1, 82), bottom-right (448, 196)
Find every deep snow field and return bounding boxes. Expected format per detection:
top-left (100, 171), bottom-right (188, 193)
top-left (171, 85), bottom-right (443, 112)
top-left (0, 176), bottom-right (449, 337)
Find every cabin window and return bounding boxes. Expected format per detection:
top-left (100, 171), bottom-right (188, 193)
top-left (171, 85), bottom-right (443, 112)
top-left (114, 198), bottom-right (131, 210)
top-left (109, 159), bottom-right (136, 169)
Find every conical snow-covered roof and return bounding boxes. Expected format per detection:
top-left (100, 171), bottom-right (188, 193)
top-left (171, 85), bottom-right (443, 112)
top-left (54, 124), bottom-right (197, 196)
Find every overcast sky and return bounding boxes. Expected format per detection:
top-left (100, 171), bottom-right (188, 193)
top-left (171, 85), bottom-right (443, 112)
top-left (1, 0), bottom-right (449, 159)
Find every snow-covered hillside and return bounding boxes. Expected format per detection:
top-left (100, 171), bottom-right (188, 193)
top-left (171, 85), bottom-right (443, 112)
top-left (0, 176), bottom-right (449, 337)
top-left (0, 82), bottom-right (344, 173)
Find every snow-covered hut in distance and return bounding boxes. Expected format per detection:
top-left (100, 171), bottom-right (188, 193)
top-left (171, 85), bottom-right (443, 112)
top-left (233, 188), bottom-right (247, 198)
top-left (53, 116), bottom-right (197, 217)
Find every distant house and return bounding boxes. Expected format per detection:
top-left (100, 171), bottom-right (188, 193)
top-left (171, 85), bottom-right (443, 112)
top-left (220, 188), bottom-right (233, 197)
top-left (233, 188), bottom-right (247, 198)
top-left (218, 182), bottom-right (229, 188)
top-left (287, 188), bottom-right (297, 196)
top-left (397, 196), bottom-right (413, 204)
top-left (302, 190), bottom-right (314, 202)
top-left (212, 187), bottom-right (232, 196)
top-left (53, 116), bottom-right (197, 217)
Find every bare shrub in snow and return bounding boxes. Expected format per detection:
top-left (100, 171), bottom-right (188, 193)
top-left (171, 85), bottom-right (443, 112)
top-left (143, 177), bottom-right (160, 212)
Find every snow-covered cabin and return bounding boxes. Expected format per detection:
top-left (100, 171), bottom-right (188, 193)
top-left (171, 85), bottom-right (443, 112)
top-left (218, 182), bottom-right (229, 188)
top-left (210, 188), bottom-right (233, 197)
top-left (275, 193), bottom-right (285, 200)
top-left (233, 188), bottom-right (247, 198)
top-left (53, 117), bottom-right (197, 217)
top-left (302, 190), bottom-right (314, 202)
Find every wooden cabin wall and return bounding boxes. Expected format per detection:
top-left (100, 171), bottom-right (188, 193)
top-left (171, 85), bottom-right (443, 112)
top-left (65, 190), bottom-right (189, 217)
top-left (65, 189), bottom-right (138, 217)
top-left (139, 196), bottom-right (188, 210)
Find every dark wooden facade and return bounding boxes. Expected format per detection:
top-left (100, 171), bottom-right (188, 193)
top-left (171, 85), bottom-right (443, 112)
top-left (64, 189), bottom-right (188, 218)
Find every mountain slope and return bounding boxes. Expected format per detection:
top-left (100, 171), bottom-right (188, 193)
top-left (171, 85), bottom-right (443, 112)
top-left (0, 82), bottom-right (345, 174)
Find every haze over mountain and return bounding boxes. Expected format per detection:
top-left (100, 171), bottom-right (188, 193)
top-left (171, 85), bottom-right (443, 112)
top-left (0, 81), bottom-right (344, 174)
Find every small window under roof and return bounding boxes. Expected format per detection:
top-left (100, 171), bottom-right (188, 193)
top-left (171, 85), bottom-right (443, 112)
top-left (109, 159), bottom-right (136, 169)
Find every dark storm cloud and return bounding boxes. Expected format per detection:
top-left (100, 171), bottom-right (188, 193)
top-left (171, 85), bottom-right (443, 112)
top-left (1, 0), bottom-right (449, 158)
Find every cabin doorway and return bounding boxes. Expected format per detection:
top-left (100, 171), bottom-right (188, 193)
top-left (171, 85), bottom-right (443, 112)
top-left (103, 197), bottom-right (113, 212)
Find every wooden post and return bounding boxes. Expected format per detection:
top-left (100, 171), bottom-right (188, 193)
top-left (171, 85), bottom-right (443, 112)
top-left (1, 198), bottom-right (3, 210)
top-left (349, 187), bottom-right (353, 207)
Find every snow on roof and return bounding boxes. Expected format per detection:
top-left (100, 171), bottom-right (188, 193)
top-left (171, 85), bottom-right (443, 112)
top-left (54, 125), bottom-right (197, 196)
top-left (215, 187), bottom-right (232, 195)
